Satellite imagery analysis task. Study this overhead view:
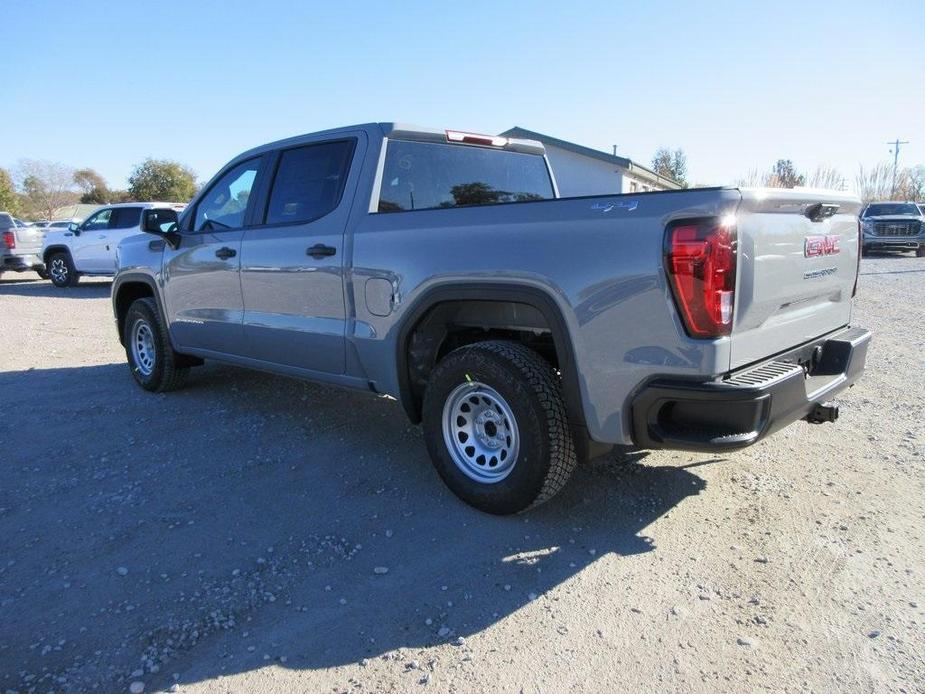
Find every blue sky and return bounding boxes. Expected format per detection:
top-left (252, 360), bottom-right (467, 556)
top-left (3, 0), bottom-right (923, 188)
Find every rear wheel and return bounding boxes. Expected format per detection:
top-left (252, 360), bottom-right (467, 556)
top-left (421, 340), bottom-right (577, 514)
top-left (123, 297), bottom-right (189, 392)
top-left (48, 252), bottom-right (79, 287)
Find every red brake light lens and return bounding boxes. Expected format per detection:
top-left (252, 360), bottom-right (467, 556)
top-left (446, 130), bottom-right (509, 147)
top-left (664, 219), bottom-right (737, 338)
top-left (2, 231), bottom-right (14, 249)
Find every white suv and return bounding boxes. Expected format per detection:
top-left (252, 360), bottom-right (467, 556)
top-left (42, 202), bottom-right (185, 287)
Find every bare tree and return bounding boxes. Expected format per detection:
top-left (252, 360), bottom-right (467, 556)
top-left (897, 165), bottom-right (925, 201)
top-left (735, 168), bottom-right (765, 187)
top-left (15, 159), bottom-right (77, 220)
top-left (807, 166), bottom-right (847, 190)
top-left (855, 163), bottom-right (904, 204)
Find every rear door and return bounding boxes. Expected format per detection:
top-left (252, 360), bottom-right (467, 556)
top-left (730, 190), bottom-right (861, 369)
top-left (239, 136), bottom-right (361, 373)
top-left (103, 207), bottom-right (144, 272)
top-left (162, 156), bottom-right (265, 355)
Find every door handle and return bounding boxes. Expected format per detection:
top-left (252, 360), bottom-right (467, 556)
top-left (215, 247), bottom-right (237, 260)
top-left (307, 244), bottom-right (336, 259)
top-left (97, 234), bottom-right (107, 239)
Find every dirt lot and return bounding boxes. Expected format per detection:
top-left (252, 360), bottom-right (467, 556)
top-left (1, 255), bottom-right (923, 693)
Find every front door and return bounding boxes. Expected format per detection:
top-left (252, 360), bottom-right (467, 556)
top-left (240, 138), bottom-right (359, 374)
top-left (71, 208), bottom-right (112, 272)
top-left (162, 156), bottom-right (263, 355)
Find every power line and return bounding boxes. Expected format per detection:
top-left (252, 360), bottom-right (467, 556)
top-left (887, 138), bottom-right (909, 197)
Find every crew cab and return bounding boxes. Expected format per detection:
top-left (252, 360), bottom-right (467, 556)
top-left (42, 202), bottom-right (185, 287)
top-left (111, 123), bottom-right (870, 514)
top-left (860, 201), bottom-right (925, 256)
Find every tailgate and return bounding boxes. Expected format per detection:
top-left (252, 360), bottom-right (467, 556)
top-left (730, 189), bottom-right (861, 370)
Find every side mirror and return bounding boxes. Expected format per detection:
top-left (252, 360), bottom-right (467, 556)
top-left (142, 209), bottom-right (181, 248)
top-left (68, 221), bottom-right (80, 234)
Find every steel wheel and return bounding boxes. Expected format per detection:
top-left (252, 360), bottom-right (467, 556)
top-left (130, 319), bottom-right (156, 376)
top-left (50, 257), bottom-right (68, 284)
top-left (442, 381), bottom-right (520, 484)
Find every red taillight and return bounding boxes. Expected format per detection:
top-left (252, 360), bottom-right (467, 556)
top-left (664, 219), bottom-right (737, 338)
top-left (2, 231), bottom-right (14, 249)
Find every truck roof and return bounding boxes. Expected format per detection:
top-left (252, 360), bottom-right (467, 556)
top-left (232, 122), bottom-right (547, 163)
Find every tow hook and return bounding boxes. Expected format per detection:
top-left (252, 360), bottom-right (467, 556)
top-left (806, 401), bottom-right (839, 424)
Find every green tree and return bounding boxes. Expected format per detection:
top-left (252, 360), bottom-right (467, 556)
top-left (651, 147), bottom-right (688, 187)
top-left (73, 168), bottom-right (111, 204)
top-left (128, 158), bottom-right (197, 202)
top-left (0, 167), bottom-right (20, 215)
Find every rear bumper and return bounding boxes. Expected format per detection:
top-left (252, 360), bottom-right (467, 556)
top-left (1, 253), bottom-right (44, 271)
top-left (631, 326), bottom-right (871, 452)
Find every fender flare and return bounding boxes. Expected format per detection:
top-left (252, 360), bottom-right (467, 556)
top-left (394, 282), bottom-right (585, 428)
top-left (42, 245), bottom-right (73, 265)
top-left (112, 272), bottom-right (168, 345)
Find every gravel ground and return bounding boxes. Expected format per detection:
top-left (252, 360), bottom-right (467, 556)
top-left (1, 254), bottom-right (923, 693)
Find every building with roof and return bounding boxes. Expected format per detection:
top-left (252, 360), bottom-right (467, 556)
top-left (500, 127), bottom-right (682, 197)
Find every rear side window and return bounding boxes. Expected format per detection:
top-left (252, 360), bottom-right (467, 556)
top-left (378, 140), bottom-right (554, 213)
top-left (111, 207), bottom-right (142, 229)
top-left (264, 140), bottom-right (354, 225)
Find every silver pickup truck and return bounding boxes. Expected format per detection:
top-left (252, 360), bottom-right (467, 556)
top-left (0, 213), bottom-right (48, 278)
top-left (112, 123), bottom-right (871, 514)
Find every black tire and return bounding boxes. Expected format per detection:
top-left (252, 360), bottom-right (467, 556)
top-left (422, 340), bottom-right (578, 514)
top-left (35, 266), bottom-right (50, 280)
top-left (48, 251), bottom-right (79, 287)
top-left (123, 297), bottom-right (189, 392)
top-left (917, 247), bottom-right (925, 258)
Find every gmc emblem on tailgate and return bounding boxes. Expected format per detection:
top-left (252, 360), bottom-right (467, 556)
top-left (804, 234), bottom-right (841, 257)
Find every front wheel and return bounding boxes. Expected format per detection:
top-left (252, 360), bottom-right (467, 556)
top-left (48, 252), bottom-right (79, 287)
top-left (123, 297), bottom-right (189, 392)
top-left (422, 341), bottom-right (578, 514)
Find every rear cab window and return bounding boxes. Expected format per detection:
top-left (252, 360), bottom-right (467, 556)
top-left (263, 140), bottom-right (355, 225)
top-left (377, 140), bottom-right (554, 213)
top-left (111, 207), bottom-right (142, 229)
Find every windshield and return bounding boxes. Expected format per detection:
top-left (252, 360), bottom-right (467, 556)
top-left (864, 203), bottom-right (920, 217)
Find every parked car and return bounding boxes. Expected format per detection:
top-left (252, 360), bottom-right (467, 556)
top-left (0, 211), bottom-right (49, 278)
top-left (42, 202), bottom-right (185, 287)
top-left (111, 123), bottom-right (870, 514)
top-left (860, 201), bottom-right (925, 256)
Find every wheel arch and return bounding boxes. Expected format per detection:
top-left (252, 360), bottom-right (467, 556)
top-left (395, 283), bottom-right (585, 429)
top-left (112, 273), bottom-right (163, 346)
top-left (43, 244), bottom-right (73, 265)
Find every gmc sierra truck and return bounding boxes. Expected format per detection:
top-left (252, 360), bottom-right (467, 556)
top-left (111, 123), bottom-right (871, 514)
top-left (860, 201), bottom-right (925, 256)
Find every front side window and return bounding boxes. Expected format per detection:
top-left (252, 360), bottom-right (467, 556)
top-left (194, 158), bottom-right (260, 231)
top-left (112, 207), bottom-right (142, 229)
top-left (264, 140), bottom-right (354, 225)
top-left (82, 209), bottom-right (112, 231)
top-left (377, 140), bottom-right (554, 213)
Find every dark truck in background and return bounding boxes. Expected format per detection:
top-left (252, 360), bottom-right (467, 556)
top-left (861, 201), bottom-right (925, 256)
top-left (111, 123), bottom-right (871, 514)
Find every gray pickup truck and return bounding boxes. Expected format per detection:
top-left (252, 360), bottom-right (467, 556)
top-left (1, 213), bottom-right (48, 278)
top-left (112, 123), bottom-right (871, 514)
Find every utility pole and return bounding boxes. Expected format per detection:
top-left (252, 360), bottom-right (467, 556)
top-left (887, 138), bottom-right (909, 197)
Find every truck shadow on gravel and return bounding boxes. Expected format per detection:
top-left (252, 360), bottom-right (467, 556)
top-left (0, 362), bottom-right (708, 691)
top-left (0, 278), bottom-right (111, 299)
